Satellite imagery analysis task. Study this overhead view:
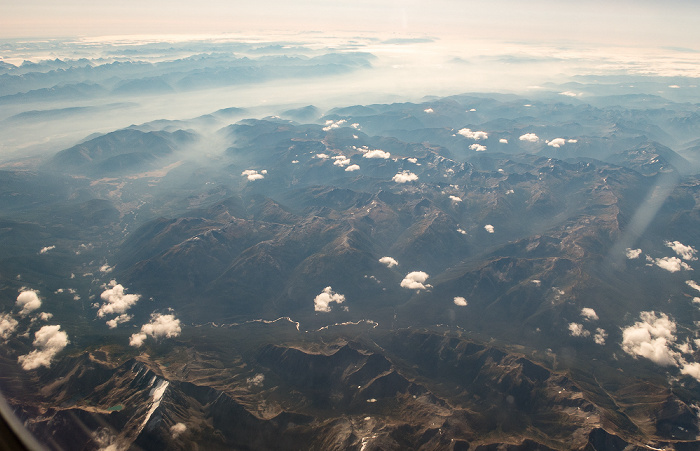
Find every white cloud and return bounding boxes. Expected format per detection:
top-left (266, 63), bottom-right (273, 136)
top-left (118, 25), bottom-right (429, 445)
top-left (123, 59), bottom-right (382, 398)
top-left (621, 311), bottom-right (679, 367)
top-left (626, 248), bottom-right (642, 259)
top-left (291, 160), bottom-right (299, 164)
top-left (567, 139), bottom-right (578, 143)
top-left (16, 290), bottom-right (41, 316)
top-left (241, 169), bottom-right (265, 181)
top-left (129, 313), bottom-right (182, 347)
top-left (323, 119), bottom-right (347, 131)
top-left (313, 286), bottom-right (346, 312)
top-left (392, 171), bottom-right (418, 183)
top-left (681, 362), bottom-right (700, 382)
top-left (345, 164), bottom-right (360, 172)
top-left (594, 328), bottom-right (607, 345)
top-left (686, 280), bottom-right (700, 293)
top-left (407, 157), bottom-right (417, 163)
top-left (457, 128), bottom-right (488, 140)
top-left (315, 153), bottom-right (329, 159)
top-left (499, 138), bottom-right (508, 144)
top-left (668, 85), bottom-right (681, 89)
top-left (31, 312), bottom-right (53, 323)
top-left (106, 313), bottom-right (133, 329)
top-left (247, 373), bottom-right (265, 387)
top-left (519, 133), bottom-right (539, 142)
top-left (424, 108), bottom-right (434, 113)
top-left (484, 224), bottom-right (495, 233)
top-left (97, 281), bottom-right (141, 318)
top-left (400, 271), bottom-right (431, 291)
top-left (547, 138), bottom-right (566, 148)
top-left (665, 240), bottom-right (697, 261)
top-left (379, 256), bottom-right (398, 268)
top-left (363, 149), bottom-right (391, 159)
top-left (39, 245), bottom-right (55, 254)
top-left (469, 143), bottom-right (487, 152)
top-left (100, 264), bottom-right (113, 273)
top-left (170, 423), bottom-right (187, 439)
top-left (0, 313), bottom-right (18, 340)
top-left (456, 228), bottom-right (467, 235)
top-left (581, 307), bottom-right (599, 321)
top-left (449, 195), bottom-right (462, 203)
top-left (17, 325), bottom-right (69, 370)
top-left (559, 91), bottom-right (580, 97)
top-left (333, 156), bottom-right (351, 167)
top-left (568, 323), bottom-right (590, 337)
top-left (453, 296), bottom-right (467, 306)
top-left (655, 256), bottom-right (692, 272)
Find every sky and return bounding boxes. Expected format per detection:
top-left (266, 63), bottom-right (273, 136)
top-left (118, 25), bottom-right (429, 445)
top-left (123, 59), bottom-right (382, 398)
top-left (2, 0), bottom-right (700, 49)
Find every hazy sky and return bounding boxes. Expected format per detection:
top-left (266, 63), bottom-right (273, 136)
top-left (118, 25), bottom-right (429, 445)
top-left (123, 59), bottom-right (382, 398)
top-left (2, 0), bottom-right (700, 48)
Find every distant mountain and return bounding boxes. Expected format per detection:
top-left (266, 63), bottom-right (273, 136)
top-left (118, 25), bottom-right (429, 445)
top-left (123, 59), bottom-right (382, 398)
top-left (48, 129), bottom-right (196, 176)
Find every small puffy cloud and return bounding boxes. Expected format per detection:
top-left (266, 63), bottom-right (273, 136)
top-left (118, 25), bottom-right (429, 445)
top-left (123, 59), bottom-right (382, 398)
top-left (686, 280), bottom-right (700, 293)
top-left (129, 313), bottom-right (182, 347)
top-left (400, 271), bottom-right (431, 291)
top-left (654, 256), bottom-right (692, 272)
top-left (407, 157), bottom-right (417, 163)
top-left (499, 138), bottom-right (508, 144)
top-left (559, 91), bottom-right (580, 97)
top-left (31, 312), bottom-right (53, 323)
top-left (567, 139), bottom-right (578, 143)
top-left (449, 195), bottom-right (462, 203)
top-left (547, 138), bottom-right (566, 148)
top-left (100, 264), bottom-right (113, 273)
top-left (345, 164), bottom-right (360, 172)
top-left (18, 325), bottom-right (69, 370)
top-left (247, 373), bottom-right (265, 387)
top-left (392, 171), bottom-right (418, 183)
top-left (97, 281), bottom-right (141, 318)
top-left (39, 245), bottom-right (55, 254)
top-left (621, 311), bottom-right (679, 367)
top-left (484, 224), bottom-right (495, 233)
top-left (665, 240), bottom-right (697, 261)
top-left (457, 228), bottom-right (467, 235)
top-left (333, 156), bottom-right (351, 167)
top-left (170, 423), bottom-right (187, 439)
top-left (568, 322), bottom-right (590, 337)
top-left (313, 286), bottom-right (346, 312)
top-left (242, 169), bottom-right (265, 181)
top-left (681, 362), bottom-right (700, 382)
top-left (363, 149), bottom-right (391, 159)
top-left (457, 128), bottom-right (488, 140)
top-left (106, 313), bottom-right (133, 329)
top-left (626, 248), bottom-right (642, 259)
top-left (453, 296), bottom-right (467, 306)
top-left (581, 307), bottom-right (599, 321)
top-left (469, 143), bottom-right (487, 152)
top-left (379, 256), bottom-right (398, 268)
top-left (315, 153), bottom-right (329, 159)
top-left (323, 119), bottom-right (347, 131)
top-left (519, 133), bottom-right (539, 142)
top-left (16, 290), bottom-right (41, 317)
top-left (424, 108), bottom-right (434, 113)
top-left (0, 313), bottom-right (18, 340)
top-left (594, 328), bottom-right (607, 345)
top-left (291, 160), bottom-right (299, 164)
top-left (668, 85), bottom-right (680, 89)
